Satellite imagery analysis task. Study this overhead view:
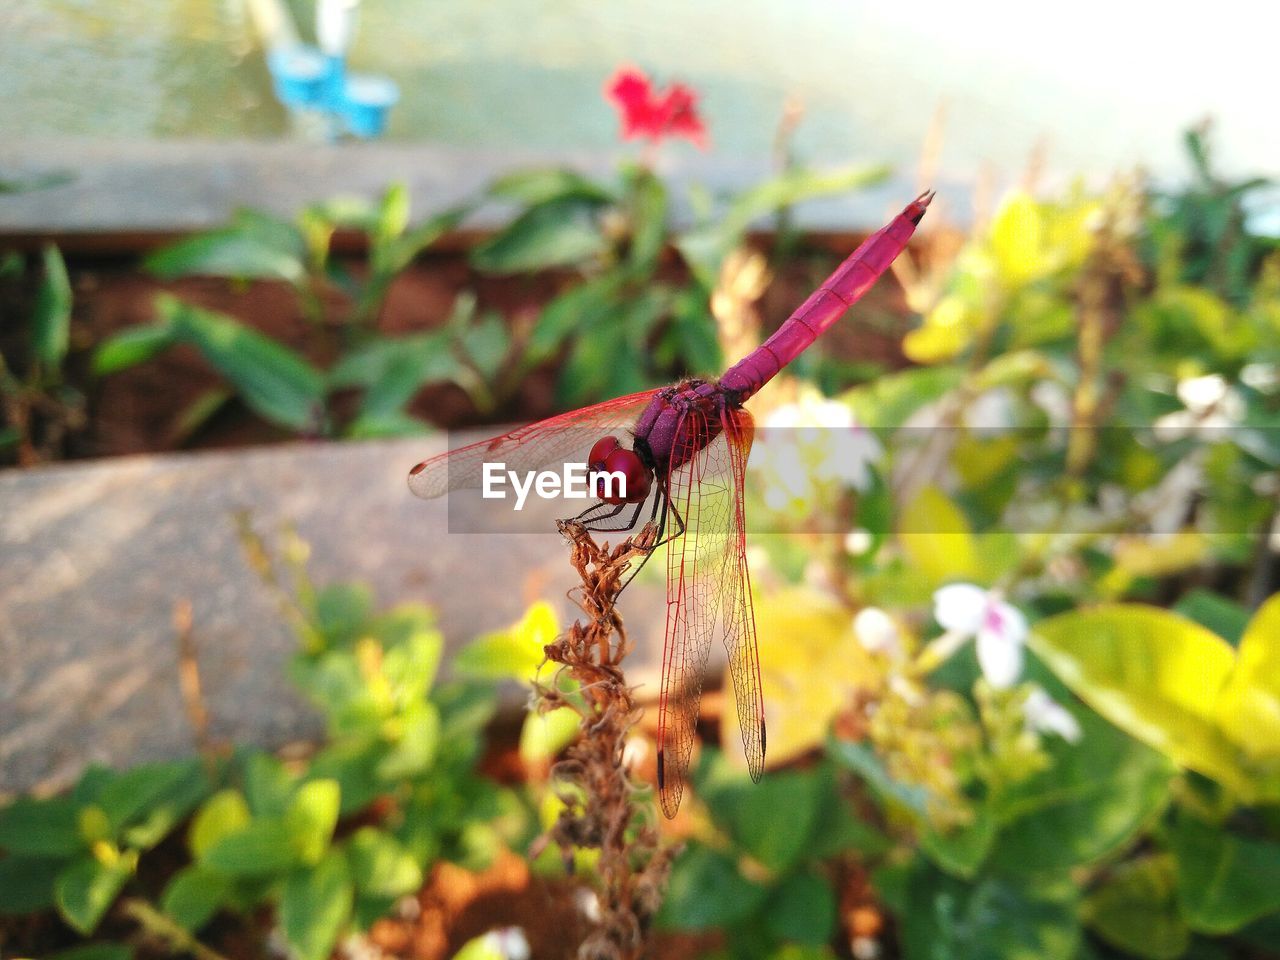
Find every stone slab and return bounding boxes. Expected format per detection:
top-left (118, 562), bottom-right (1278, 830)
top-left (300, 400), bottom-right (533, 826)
top-left (0, 437), bottom-right (666, 794)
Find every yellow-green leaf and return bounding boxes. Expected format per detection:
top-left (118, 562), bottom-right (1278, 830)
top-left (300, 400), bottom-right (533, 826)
top-left (285, 779), bottom-right (341, 865)
top-left (903, 294), bottom-right (975, 364)
top-left (722, 589), bottom-right (874, 768)
top-left (898, 487), bottom-right (979, 583)
top-left (989, 192), bottom-right (1045, 287)
top-left (454, 601), bottom-right (558, 682)
top-left (1030, 605), bottom-right (1252, 797)
top-left (189, 790), bottom-right (251, 859)
top-left (519, 706), bottom-right (580, 765)
top-left (1217, 592), bottom-right (1280, 760)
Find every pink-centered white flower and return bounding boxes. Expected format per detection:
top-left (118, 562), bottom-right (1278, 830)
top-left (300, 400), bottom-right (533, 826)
top-left (932, 583), bottom-right (1028, 688)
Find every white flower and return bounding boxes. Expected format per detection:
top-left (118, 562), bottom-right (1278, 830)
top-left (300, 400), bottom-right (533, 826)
top-left (964, 387), bottom-right (1016, 431)
top-left (932, 583), bottom-right (1028, 689)
top-left (854, 607), bottom-right (902, 657)
top-left (844, 528), bottom-right (874, 556)
top-left (1155, 373), bottom-right (1244, 441)
top-left (1023, 686), bottom-right (1083, 743)
top-left (755, 393), bottom-right (884, 505)
top-left (483, 927), bottom-right (531, 960)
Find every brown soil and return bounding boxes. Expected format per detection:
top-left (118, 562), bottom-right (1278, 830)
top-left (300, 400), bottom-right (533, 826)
top-left (4, 237), bottom-right (912, 465)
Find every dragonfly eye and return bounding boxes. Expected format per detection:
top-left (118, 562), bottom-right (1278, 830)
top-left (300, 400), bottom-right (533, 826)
top-left (587, 436), bottom-right (622, 471)
top-left (596, 447), bottom-right (651, 503)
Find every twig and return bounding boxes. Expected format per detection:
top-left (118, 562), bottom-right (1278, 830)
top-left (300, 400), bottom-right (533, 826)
top-left (121, 898), bottom-right (232, 960)
top-left (537, 521), bottom-right (675, 960)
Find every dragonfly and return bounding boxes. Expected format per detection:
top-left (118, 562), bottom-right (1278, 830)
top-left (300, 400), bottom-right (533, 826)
top-left (409, 191), bottom-right (933, 816)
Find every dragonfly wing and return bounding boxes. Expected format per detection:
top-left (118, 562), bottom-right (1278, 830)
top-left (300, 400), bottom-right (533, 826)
top-left (407, 389), bottom-right (662, 499)
top-left (720, 407), bottom-right (765, 782)
top-left (657, 406), bottom-right (758, 817)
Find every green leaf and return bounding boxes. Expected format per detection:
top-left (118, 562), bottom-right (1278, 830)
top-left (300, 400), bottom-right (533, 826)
top-left (826, 739), bottom-right (930, 817)
top-left (986, 699), bottom-right (1173, 875)
top-left (91, 324), bottom-right (178, 375)
top-left (0, 855), bottom-right (63, 913)
top-left (244, 752), bottom-right (296, 818)
top-left (1172, 590), bottom-right (1250, 646)
top-left (146, 212), bottom-right (306, 283)
top-left (699, 757), bottom-right (822, 874)
top-left (1083, 856), bottom-right (1189, 960)
top-left (285, 779), bottom-right (341, 865)
top-left (921, 808), bottom-right (996, 878)
top-left (0, 795), bottom-right (84, 857)
top-left (200, 820), bottom-right (299, 876)
top-left (373, 184), bottom-right (409, 246)
top-left (375, 703), bottom-right (441, 780)
top-left (169, 387), bottom-right (234, 444)
top-left (377, 205), bottom-right (472, 277)
top-left (764, 869), bottom-right (837, 945)
top-left (487, 169), bottom-right (615, 206)
top-left (518, 706), bottom-right (580, 765)
top-left (456, 310), bottom-right (511, 385)
top-left (659, 847), bottom-right (768, 931)
top-left (902, 861), bottom-right (1079, 960)
top-left (625, 168), bottom-right (669, 275)
top-left (1171, 813), bottom-right (1280, 934)
top-left (189, 789), bottom-right (252, 858)
top-left (158, 296), bottom-right (326, 432)
top-left (527, 275), bottom-right (623, 361)
top-left (55, 853), bottom-right (135, 934)
top-left (32, 244), bottom-right (72, 369)
top-left (470, 198), bottom-right (607, 273)
top-left (49, 946), bottom-right (134, 960)
top-left (98, 760), bottom-right (208, 844)
top-left (454, 602), bottom-right (557, 682)
top-left (279, 851), bottom-right (354, 960)
top-left (1030, 605), bottom-right (1253, 796)
top-left (312, 582), bottom-right (375, 646)
top-left (161, 864), bottom-right (233, 932)
top-left (450, 933), bottom-right (507, 960)
top-left (841, 366), bottom-right (964, 429)
top-left (337, 335), bottom-right (456, 421)
top-left (346, 827), bottom-right (423, 899)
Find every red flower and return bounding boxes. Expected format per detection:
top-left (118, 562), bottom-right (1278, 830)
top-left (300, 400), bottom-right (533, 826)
top-left (605, 65), bottom-right (708, 149)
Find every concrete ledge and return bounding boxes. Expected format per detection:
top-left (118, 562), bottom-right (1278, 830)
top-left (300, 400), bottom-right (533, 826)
top-left (0, 137), bottom-right (930, 244)
top-left (0, 436), bottom-right (665, 794)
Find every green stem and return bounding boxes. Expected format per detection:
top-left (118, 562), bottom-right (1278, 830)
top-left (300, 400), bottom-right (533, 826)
top-left (121, 898), bottom-right (232, 960)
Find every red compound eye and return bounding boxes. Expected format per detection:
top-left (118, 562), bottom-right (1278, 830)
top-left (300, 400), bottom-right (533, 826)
top-left (596, 447), bottom-right (651, 504)
top-left (588, 436), bottom-right (622, 471)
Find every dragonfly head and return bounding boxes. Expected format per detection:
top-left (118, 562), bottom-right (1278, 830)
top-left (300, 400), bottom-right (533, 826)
top-left (588, 436), bottom-right (652, 504)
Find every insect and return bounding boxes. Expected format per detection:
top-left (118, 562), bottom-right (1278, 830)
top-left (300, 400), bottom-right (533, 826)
top-left (409, 192), bottom-right (933, 815)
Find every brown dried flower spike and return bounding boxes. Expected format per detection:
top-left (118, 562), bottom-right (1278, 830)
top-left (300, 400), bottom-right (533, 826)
top-left (536, 520), bottom-right (675, 960)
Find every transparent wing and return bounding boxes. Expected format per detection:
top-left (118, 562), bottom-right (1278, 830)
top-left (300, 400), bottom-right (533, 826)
top-left (407, 389), bottom-right (661, 499)
top-left (656, 406), bottom-right (763, 818)
top-left (720, 407), bottom-right (765, 783)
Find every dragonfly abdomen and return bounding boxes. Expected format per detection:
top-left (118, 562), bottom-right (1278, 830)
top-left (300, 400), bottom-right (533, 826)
top-left (719, 191), bottom-right (933, 402)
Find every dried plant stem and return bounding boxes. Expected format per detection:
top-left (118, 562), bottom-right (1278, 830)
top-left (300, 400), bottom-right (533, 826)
top-left (538, 521), bottom-right (674, 960)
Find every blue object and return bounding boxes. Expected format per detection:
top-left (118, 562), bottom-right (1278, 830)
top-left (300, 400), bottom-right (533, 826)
top-left (342, 74), bottom-right (400, 138)
top-left (265, 43), bottom-right (398, 139)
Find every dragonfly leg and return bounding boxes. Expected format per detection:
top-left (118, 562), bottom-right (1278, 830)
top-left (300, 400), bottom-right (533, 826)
top-left (569, 499), bottom-right (627, 527)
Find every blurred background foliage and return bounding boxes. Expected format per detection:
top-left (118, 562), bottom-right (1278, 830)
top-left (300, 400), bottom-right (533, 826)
top-left (3, 95), bottom-right (1280, 960)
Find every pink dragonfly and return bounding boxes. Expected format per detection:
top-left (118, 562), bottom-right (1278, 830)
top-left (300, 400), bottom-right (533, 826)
top-left (409, 191), bottom-right (933, 816)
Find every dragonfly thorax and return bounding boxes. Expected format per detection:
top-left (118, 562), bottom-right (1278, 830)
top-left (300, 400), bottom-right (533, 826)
top-left (587, 436), bottom-right (652, 504)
